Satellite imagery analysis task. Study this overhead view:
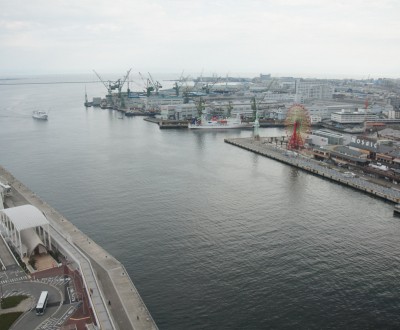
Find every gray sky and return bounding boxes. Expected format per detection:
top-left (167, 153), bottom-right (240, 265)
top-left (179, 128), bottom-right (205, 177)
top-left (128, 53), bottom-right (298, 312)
top-left (1, 0), bottom-right (399, 78)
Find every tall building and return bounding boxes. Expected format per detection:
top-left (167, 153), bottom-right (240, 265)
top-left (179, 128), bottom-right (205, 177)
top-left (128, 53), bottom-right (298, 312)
top-left (295, 79), bottom-right (333, 100)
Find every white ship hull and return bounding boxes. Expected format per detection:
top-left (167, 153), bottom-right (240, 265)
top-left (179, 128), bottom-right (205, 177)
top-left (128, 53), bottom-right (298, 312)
top-left (32, 111), bottom-right (48, 120)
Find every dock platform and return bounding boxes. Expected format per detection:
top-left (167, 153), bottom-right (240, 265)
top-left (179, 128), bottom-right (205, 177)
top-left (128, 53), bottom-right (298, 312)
top-left (225, 137), bottom-right (400, 204)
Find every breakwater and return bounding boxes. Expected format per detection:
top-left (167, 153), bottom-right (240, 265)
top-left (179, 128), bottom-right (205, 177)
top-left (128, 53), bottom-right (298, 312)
top-left (225, 137), bottom-right (400, 204)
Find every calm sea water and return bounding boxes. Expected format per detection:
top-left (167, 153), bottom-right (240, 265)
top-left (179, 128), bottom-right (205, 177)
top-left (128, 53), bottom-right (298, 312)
top-left (1, 75), bottom-right (399, 329)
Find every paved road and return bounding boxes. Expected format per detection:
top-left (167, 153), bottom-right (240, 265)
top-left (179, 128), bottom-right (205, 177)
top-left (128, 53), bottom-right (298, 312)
top-left (2, 281), bottom-right (63, 330)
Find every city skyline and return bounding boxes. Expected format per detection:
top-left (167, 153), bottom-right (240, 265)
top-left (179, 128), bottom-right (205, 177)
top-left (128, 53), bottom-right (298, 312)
top-left (1, 0), bottom-right (399, 78)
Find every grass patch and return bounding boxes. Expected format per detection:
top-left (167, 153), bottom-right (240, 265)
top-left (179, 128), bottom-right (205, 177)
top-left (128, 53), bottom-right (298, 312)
top-left (0, 312), bottom-right (23, 329)
top-left (1, 295), bottom-right (29, 309)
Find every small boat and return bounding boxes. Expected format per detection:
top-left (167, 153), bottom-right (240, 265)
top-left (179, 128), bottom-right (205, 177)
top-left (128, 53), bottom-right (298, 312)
top-left (32, 111), bottom-right (48, 120)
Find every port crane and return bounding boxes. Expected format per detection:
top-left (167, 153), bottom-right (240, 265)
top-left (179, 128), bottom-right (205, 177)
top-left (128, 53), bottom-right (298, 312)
top-left (115, 68), bottom-right (132, 109)
top-left (93, 69), bottom-right (131, 96)
top-left (201, 78), bottom-right (220, 94)
top-left (139, 72), bottom-right (154, 97)
top-left (118, 69), bottom-right (132, 97)
top-left (93, 70), bottom-right (113, 96)
top-left (172, 71), bottom-right (187, 96)
top-left (148, 72), bottom-right (162, 95)
top-left (181, 76), bottom-right (196, 103)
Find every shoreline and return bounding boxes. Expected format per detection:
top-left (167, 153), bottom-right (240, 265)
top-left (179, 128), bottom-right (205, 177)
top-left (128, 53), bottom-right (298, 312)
top-left (225, 137), bottom-right (400, 204)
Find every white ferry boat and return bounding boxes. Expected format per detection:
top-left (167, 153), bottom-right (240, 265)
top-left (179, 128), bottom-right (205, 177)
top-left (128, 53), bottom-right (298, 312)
top-left (32, 111), bottom-right (48, 120)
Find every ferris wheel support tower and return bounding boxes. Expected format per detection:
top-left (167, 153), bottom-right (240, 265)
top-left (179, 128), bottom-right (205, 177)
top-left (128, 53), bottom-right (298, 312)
top-left (285, 104), bottom-right (310, 150)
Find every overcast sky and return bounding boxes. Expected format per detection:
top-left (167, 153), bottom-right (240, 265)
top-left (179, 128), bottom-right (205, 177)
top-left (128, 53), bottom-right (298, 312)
top-left (1, 0), bottom-right (399, 78)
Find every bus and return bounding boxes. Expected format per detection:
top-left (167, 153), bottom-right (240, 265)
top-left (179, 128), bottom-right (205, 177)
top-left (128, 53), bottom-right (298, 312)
top-left (36, 291), bottom-right (49, 315)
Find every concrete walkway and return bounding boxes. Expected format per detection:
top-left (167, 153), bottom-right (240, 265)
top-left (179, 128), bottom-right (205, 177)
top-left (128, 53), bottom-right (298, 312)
top-left (0, 165), bottom-right (158, 330)
top-left (225, 137), bottom-right (400, 204)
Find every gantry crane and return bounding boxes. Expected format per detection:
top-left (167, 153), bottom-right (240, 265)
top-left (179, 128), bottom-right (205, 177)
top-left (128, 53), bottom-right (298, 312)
top-left (139, 72), bottom-right (154, 97)
top-left (148, 72), bottom-right (162, 95)
top-left (172, 71), bottom-right (186, 96)
top-left (93, 70), bottom-right (113, 95)
top-left (93, 69), bottom-right (130, 96)
top-left (118, 68), bottom-right (132, 97)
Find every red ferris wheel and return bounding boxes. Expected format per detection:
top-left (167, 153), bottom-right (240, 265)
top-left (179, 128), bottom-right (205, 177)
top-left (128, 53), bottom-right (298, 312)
top-left (284, 104), bottom-right (311, 150)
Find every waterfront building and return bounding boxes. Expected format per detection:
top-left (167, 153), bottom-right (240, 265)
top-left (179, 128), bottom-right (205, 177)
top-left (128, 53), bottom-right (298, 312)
top-left (329, 145), bottom-right (369, 166)
top-left (145, 95), bottom-right (183, 108)
top-left (307, 134), bottom-right (329, 147)
top-left (377, 128), bottom-right (400, 141)
top-left (347, 135), bottom-right (399, 163)
top-left (306, 103), bottom-right (357, 120)
top-left (312, 130), bottom-right (344, 145)
top-left (331, 109), bottom-right (378, 124)
top-left (160, 105), bottom-right (177, 119)
top-left (387, 149), bottom-right (400, 167)
top-left (175, 103), bottom-right (198, 120)
top-left (160, 103), bottom-right (198, 120)
top-left (229, 101), bottom-right (253, 118)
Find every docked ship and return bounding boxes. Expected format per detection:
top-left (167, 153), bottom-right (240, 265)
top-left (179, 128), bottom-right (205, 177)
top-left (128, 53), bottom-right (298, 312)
top-left (32, 111), bottom-right (48, 120)
top-left (188, 113), bottom-right (252, 129)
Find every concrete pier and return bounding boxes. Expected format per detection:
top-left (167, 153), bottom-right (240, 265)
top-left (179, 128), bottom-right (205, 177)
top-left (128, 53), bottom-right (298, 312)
top-left (0, 165), bottom-right (158, 330)
top-left (225, 137), bottom-right (400, 204)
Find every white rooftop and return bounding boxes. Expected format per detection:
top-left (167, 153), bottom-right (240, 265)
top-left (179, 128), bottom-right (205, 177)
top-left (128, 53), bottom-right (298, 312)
top-left (1, 204), bottom-right (49, 231)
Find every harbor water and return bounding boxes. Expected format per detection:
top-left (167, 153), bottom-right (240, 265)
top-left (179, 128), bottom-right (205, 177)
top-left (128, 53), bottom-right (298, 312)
top-left (0, 75), bottom-right (399, 329)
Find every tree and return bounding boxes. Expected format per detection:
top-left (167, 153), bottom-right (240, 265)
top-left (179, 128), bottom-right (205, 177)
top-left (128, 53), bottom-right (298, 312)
top-left (251, 97), bottom-right (257, 120)
top-left (196, 97), bottom-right (205, 118)
top-left (227, 101), bottom-right (233, 117)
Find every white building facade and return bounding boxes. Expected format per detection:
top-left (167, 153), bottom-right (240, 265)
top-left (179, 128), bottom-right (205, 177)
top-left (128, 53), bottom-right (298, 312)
top-left (295, 80), bottom-right (333, 100)
top-left (331, 110), bottom-right (378, 124)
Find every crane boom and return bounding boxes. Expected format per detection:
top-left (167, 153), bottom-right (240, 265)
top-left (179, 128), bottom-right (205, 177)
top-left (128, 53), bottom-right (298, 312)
top-left (118, 68), bottom-right (132, 95)
top-left (139, 72), bottom-right (154, 97)
top-left (148, 72), bottom-right (162, 94)
top-left (93, 70), bottom-right (109, 90)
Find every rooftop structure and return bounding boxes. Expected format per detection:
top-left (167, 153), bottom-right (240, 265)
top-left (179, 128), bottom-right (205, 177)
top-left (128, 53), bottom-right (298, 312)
top-left (0, 204), bottom-right (51, 259)
top-left (312, 129), bottom-right (344, 145)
